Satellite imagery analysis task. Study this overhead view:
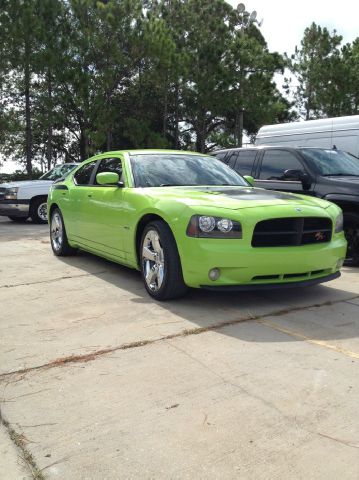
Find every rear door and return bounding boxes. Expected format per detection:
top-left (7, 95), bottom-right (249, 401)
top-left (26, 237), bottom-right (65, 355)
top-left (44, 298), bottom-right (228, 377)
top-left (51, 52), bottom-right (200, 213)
top-left (254, 149), bottom-right (314, 194)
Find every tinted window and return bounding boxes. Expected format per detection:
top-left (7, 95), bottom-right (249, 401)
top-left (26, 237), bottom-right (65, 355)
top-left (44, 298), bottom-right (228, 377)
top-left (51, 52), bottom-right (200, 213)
top-left (130, 154), bottom-right (248, 187)
top-left (259, 150), bottom-right (304, 180)
top-left (227, 152), bottom-right (238, 168)
top-left (213, 152), bottom-right (228, 164)
top-left (95, 157), bottom-right (122, 184)
top-left (74, 162), bottom-right (97, 185)
top-left (234, 150), bottom-right (257, 176)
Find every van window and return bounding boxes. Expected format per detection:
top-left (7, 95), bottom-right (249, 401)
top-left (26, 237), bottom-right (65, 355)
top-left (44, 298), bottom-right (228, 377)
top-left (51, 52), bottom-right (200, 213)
top-left (234, 150), bottom-right (256, 176)
top-left (259, 150), bottom-right (304, 180)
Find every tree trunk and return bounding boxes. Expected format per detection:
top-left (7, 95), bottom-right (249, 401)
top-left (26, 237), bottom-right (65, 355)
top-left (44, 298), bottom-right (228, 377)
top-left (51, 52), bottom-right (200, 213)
top-left (80, 127), bottom-right (88, 161)
top-left (162, 76), bottom-right (168, 139)
top-left (238, 108), bottom-right (243, 147)
top-left (106, 128), bottom-right (113, 151)
top-left (195, 123), bottom-right (206, 152)
top-left (46, 70), bottom-right (53, 170)
top-left (174, 83), bottom-right (179, 149)
top-left (24, 42), bottom-right (32, 177)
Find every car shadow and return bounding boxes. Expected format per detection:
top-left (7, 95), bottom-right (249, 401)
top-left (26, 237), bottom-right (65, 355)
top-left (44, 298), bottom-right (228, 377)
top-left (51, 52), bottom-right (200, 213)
top-left (56, 250), bottom-right (359, 346)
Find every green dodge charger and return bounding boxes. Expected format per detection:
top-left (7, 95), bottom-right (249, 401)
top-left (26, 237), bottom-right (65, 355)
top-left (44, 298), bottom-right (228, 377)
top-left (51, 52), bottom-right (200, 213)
top-left (48, 150), bottom-right (347, 300)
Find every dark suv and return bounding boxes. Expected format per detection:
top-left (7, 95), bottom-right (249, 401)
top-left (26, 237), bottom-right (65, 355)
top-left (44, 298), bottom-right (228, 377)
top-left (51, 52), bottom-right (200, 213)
top-left (212, 146), bottom-right (359, 265)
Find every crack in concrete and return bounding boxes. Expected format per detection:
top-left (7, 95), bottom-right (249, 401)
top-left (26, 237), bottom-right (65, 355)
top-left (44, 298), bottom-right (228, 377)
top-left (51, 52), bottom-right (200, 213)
top-left (0, 408), bottom-right (45, 479)
top-left (0, 271), bottom-right (108, 289)
top-left (0, 294), bottom-right (358, 381)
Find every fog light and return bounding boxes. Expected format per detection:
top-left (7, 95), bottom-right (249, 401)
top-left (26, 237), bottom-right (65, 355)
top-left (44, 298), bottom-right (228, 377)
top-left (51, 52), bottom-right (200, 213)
top-left (336, 258), bottom-right (344, 269)
top-left (209, 268), bottom-right (220, 281)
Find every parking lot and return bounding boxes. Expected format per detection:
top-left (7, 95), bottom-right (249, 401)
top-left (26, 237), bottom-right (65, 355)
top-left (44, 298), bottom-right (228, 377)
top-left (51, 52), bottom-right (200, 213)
top-left (1, 216), bottom-right (359, 479)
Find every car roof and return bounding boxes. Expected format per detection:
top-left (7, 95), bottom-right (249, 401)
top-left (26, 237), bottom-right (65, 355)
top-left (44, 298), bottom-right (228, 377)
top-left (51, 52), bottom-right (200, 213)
top-left (211, 146), bottom-right (339, 153)
top-left (101, 149), bottom-right (209, 156)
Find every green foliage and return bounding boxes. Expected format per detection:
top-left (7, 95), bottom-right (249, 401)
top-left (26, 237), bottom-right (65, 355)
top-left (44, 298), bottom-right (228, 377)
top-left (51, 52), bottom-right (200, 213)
top-left (289, 22), bottom-right (359, 119)
top-left (0, 0), bottom-right (292, 171)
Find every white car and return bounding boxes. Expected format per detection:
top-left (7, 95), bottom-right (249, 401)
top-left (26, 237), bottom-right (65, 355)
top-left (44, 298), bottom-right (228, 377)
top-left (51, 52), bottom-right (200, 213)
top-left (0, 163), bottom-right (78, 223)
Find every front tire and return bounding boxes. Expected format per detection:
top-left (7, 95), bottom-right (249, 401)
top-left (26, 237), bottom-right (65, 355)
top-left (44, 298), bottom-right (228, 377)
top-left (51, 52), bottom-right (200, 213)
top-left (344, 212), bottom-right (359, 266)
top-left (50, 208), bottom-right (77, 256)
top-left (140, 221), bottom-right (188, 300)
top-left (30, 197), bottom-right (48, 224)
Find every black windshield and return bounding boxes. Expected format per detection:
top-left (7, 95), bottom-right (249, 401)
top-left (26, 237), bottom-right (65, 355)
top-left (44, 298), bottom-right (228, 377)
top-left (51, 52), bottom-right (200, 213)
top-left (130, 154), bottom-right (248, 188)
top-left (301, 149), bottom-right (359, 176)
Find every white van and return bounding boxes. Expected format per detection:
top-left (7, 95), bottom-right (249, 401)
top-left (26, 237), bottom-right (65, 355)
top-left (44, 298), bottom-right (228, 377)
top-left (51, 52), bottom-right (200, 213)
top-left (256, 115), bottom-right (359, 157)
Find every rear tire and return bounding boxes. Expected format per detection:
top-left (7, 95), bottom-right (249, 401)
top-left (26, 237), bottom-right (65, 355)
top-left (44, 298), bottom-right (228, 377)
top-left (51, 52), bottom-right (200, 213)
top-left (343, 212), bottom-right (359, 266)
top-left (8, 216), bottom-right (28, 222)
top-left (50, 208), bottom-right (77, 256)
top-left (30, 197), bottom-right (48, 224)
top-left (140, 220), bottom-right (188, 300)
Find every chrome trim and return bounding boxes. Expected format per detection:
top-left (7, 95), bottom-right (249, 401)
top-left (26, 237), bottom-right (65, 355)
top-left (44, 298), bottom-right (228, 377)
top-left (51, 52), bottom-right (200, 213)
top-left (142, 229), bottom-right (165, 292)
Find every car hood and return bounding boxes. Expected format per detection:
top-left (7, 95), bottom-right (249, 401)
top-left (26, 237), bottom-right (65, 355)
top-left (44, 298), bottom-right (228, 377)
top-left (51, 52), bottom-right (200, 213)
top-left (324, 176), bottom-right (359, 188)
top-left (0, 180), bottom-right (53, 189)
top-left (144, 186), bottom-right (331, 210)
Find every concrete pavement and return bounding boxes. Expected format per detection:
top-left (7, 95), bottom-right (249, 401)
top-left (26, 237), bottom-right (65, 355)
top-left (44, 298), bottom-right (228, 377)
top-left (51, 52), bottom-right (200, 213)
top-left (0, 217), bottom-right (359, 479)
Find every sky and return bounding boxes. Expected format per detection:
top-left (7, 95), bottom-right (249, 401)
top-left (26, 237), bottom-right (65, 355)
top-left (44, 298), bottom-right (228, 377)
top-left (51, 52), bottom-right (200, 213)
top-left (227, 0), bottom-right (359, 54)
top-left (1, 0), bottom-right (358, 174)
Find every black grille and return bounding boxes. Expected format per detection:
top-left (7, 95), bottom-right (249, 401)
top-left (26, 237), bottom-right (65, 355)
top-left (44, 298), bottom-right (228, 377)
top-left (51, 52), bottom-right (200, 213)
top-left (252, 217), bottom-right (332, 247)
top-left (0, 188), bottom-right (6, 200)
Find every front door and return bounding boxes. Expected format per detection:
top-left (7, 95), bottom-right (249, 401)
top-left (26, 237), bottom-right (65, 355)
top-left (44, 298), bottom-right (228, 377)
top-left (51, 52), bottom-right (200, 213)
top-left (84, 156), bottom-right (127, 260)
top-left (65, 160), bottom-right (99, 242)
top-left (254, 149), bottom-right (315, 195)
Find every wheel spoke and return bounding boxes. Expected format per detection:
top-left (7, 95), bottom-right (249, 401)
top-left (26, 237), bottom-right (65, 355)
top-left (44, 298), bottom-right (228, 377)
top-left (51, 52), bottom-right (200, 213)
top-left (142, 246), bottom-right (157, 262)
top-left (142, 229), bottom-right (165, 292)
top-left (157, 264), bottom-right (164, 288)
top-left (145, 265), bottom-right (157, 285)
top-left (152, 235), bottom-right (162, 254)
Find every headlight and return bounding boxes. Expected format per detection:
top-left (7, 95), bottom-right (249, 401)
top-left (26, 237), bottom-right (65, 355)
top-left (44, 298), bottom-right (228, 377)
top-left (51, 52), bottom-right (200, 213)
top-left (334, 212), bottom-right (343, 233)
top-left (4, 187), bottom-right (19, 200)
top-left (187, 215), bottom-right (242, 238)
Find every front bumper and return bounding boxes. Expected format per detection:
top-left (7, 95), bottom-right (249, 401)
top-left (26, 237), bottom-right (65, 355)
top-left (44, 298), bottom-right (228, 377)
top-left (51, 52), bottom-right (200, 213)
top-left (0, 200), bottom-right (30, 218)
top-left (179, 233), bottom-right (347, 289)
top-left (200, 271), bottom-right (340, 290)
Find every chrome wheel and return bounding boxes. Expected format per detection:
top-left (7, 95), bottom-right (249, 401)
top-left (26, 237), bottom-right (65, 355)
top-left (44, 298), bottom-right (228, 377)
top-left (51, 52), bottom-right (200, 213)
top-left (37, 202), bottom-right (48, 222)
top-left (51, 212), bottom-right (63, 252)
top-left (142, 229), bottom-right (165, 292)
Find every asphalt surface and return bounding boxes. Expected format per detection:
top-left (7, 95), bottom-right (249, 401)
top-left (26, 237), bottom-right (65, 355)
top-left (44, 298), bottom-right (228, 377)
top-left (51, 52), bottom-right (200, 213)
top-left (0, 216), bottom-right (359, 479)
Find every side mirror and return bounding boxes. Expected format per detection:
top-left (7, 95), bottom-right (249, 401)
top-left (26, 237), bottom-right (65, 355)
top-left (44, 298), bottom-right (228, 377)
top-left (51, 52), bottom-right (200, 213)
top-left (283, 169), bottom-right (312, 190)
top-left (96, 171), bottom-right (120, 186)
top-left (243, 175), bottom-right (255, 187)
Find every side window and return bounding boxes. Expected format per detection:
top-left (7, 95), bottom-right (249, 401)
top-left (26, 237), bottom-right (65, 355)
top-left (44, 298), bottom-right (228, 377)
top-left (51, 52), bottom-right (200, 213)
top-left (259, 150), bottom-right (304, 180)
top-left (234, 151), bottom-right (257, 176)
top-left (95, 157), bottom-right (122, 185)
top-left (227, 152), bottom-right (238, 169)
top-left (213, 152), bottom-right (228, 164)
top-left (73, 161), bottom-right (97, 185)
